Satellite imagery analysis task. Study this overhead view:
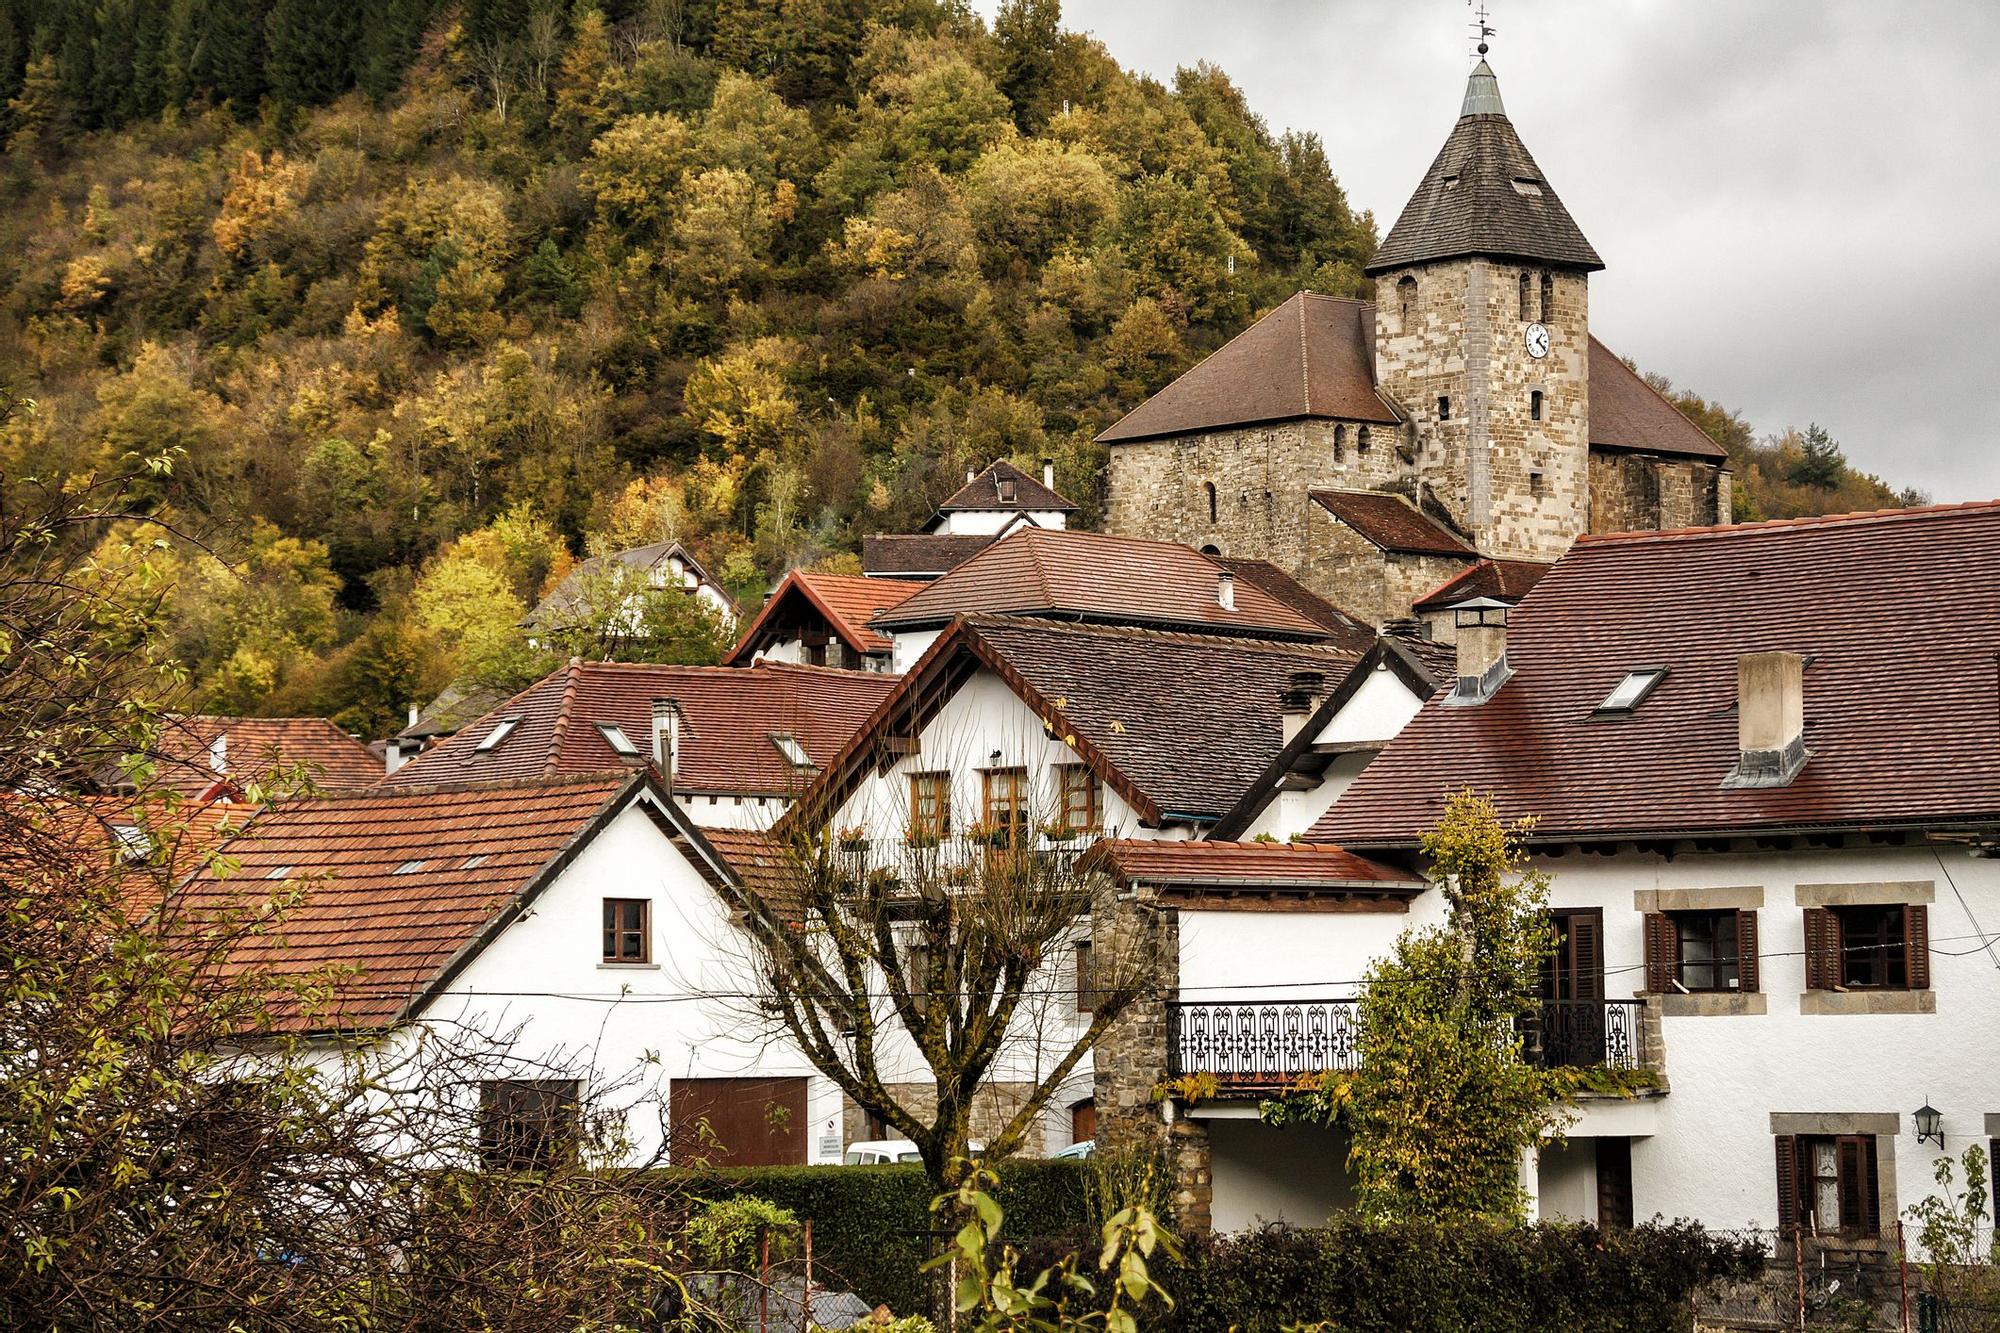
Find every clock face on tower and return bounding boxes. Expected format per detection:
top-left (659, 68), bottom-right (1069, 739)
top-left (1525, 322), bottom-right (1551, 359)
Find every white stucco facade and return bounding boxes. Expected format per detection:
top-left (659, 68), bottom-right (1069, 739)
top-left (1237, 660), bottom-right (1431, 841)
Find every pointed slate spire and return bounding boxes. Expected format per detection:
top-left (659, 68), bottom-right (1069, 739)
top-left (1366, 61), bottom-right (1602, 275)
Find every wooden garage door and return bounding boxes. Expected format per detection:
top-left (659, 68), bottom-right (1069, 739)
top-left (669, 1077), bottom-right (808, 1166)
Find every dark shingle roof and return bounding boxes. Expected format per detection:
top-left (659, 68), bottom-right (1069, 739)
top-left (1588, 339), bottom-right (1730, 460)
top-left (1367, 61), bottom-right (1602, 275)
top-left (861, 533), bottom-right (995, 578)
top-left (1317, 502), bottom-right (2000, 846)
top-left (937, 460), bottom-right (1076, 514)
top-left (1412, 558), bottom-right (1554, 612)
top-left (1096, 293), bottom-right (1400, 445)
top-left (869, 528), bottom-right (1331, 640)
top-left (1310, 490), bottom-right (1476, 557)
top-left (1218, 557), bottom-right (1377, 653)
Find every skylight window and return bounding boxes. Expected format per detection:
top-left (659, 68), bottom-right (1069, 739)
top-left (598, 723), bottom-right (640, 757)
top-left (1594, 667), bottom-right (1668, 716)
top-left (770, 733), bottom-right (812, 769)
top-left (392, 860), bottom-right (426, 875)
top-left (474, 717), bottom-right (522, 753)
top-left (112, 824), bottom-right (152, 863)
top-left (266, 865), bottom-right (293, 881)
top-left (462, 854), bottom-right (490, 870)
top-left (1511, 176), bottom-right (1545, 197)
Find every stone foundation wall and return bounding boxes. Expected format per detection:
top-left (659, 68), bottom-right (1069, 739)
top-left (1092, 885), bottom-right (1176, 1158)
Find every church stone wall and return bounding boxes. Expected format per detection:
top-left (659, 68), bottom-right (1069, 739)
top-left (1589, 452), bottom-right (1729, 534)
top-left (1296, 506), bottom-right (1471, 625)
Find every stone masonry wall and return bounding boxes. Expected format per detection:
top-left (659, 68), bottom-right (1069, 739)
top-left (1589, 452), bottom-right (1728, 534)
top-left (1293, 504), bottom-right (1471, 625)
top-left (1092, 883), bottom-right (1176, 1159)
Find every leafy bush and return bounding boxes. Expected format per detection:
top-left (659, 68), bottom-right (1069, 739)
top-left (1150, 1215), bottom-right (1765, 1333)
top-left (646, 1161), bottom-right (1090, 1314)
top-left (686, 1195), bottom-right (800, 1272)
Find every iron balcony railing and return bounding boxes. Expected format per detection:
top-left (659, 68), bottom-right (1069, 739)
top-left (1164, 997), bottom-right (1645, 1087)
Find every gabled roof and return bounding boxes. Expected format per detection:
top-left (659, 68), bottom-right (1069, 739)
top-left (1096, 293), bottom-right (1401, 444)
top-left (1088, 838), bottom-right (1424, 899)
top-left (1368, 60), bottom-right (1602, 275)
top-left (173, 773), bottom-right (668, 1031)
top-left (1412, 557), bottom-right (1554, 613)
top-left (383, 659), bottom-right (897, 795)
top-left (869, 528), bottom-right (1331, 640)
top-left (527, 540), bottom-right (737, 629)
top-left (1588, 339), bottom-right (1730, 461)
top-left (1316, 501), bottom-right (2000, 847)
top-left (1310, 490), bottom-right (1476, 558)
top-left (1218, 557), bottom-right (1377, 653)
top-left (725, 570), bottom-right (925, 663)
top-left (801, 616), bottom-right (1359, 829)
top-left (861, 533), bottom-right (995, 579)
top-left (934, 460), bottom-right (1076, 516)
top-left (109, 716), bottom-right (381, 797)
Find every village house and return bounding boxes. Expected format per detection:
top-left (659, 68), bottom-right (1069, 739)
top-left (524, 539), bottom-right (740, 641)
top-left (862, 459), bottom-right (1077, 580)
top-left (725, 569), bottom-right (925, 672)
top-left (1097, 501), bottom-right (2000, 1247)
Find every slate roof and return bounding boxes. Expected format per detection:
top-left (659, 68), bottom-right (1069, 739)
top-left (111, 716), bottom-right (381, 797)
top-left (1368, 61), bottom-right (1602, 275)
top-left (383, 659), bottom-right (897, 795)
top-left (1310, 490), bottom-right (1476, 557)
top-left (174, 774), bottom-right (648, 1031)
top-left (1588, 339), bottom-right (1729, 460)
top-left (861, 533), bottom-right (995, 578)
top-left (869, 528), bottom-right (1332, 640)
top-left (1218, 557), bottom-right (1377, 653)
top-left (936, 460), bottom-right (1076, 514)
top-left (1315, 502), bottom-right (2000, 847)
top-left (805, 616), bottom-right (1359, 828)
top-left (1096, 293), bottom-right (1401, 444)
top-left (526, 540), bottom-right (737, 629)
top-left (1089, 838), bottom-right (1423, 892)
top-left (1412, 557), bottom-right (1554, 612)
top-left (725, 571), bottom-right (925, 663)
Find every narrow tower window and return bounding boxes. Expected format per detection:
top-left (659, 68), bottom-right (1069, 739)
top-left (1357, 426), bottom-right (1372, 453)
top-left (1333, 424), bottom-right (1346, 461)
top-left (1204, 480), bottom-right (1217, 523)
top-left (1438, 396), bottom-right (1451, 421)
top-left (1518, 270), bottom-right (1532, 320)
top-left (1530, 389), bottom-right (1544, 421)
top-left (1397, 275), bottom-right (1417, 324)
top-left (1539, 271), bottom-right (1555, 323)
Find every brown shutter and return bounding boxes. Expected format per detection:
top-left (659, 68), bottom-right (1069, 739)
top-left (1862, 1136), bottom-right (1881, 1236)
top-left (1644, 913), bottom-right (1677, 993)
top-left (1906, 904), bottom-right (1930, 990)
top-left (1803, 908), bottom-right (1839, 990)
top-left (1774, 1135), bottom-right (1799, 1236)
top-left (1736, 909), bottom-right (1760, 994)
top-left (1571, 911), bottom-right (1604, 1001)
top-left (1836, 1137), bottom-right (1866, 1234)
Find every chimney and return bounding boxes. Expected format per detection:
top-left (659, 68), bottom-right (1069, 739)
top-left (1444, 597), bottom-right (1511, 706)
top-left (1278, 669), bottom-right (1328, 744)
top-left (1725, 651), bottom-right (1808, 788)
top-left (208, 733), bottom-right (228, 773)
top-left (1041, 457), bottom-right (1056, 490)
top-left (408, 704), bottom-right (420, 727)
top-left (1215, 568), bottom-right (1235, 610)
top-left (967, 466), bottom-right (977, 483)
top-left (652, 698), bottom-right (681, 790)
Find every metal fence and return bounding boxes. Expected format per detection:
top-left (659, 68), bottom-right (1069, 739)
top-left (1692, 1226), bottom-right (2000, 1332)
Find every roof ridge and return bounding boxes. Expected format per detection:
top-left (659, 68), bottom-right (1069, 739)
top-left (1297, 291), bottom-right (1311, 416)
top-left (545, 659), bottom-right (583, 777)
top-left (1588, 334), bottom-right (1729, 459)
top-left (958, 612), bottom-right (1352, 654)
top-left (1575, 499), bottom-right (1998, 547)
top-left (312, 770), bottom-right (639, 800)
top-left (1097, 292), bottom-right (1309, 439)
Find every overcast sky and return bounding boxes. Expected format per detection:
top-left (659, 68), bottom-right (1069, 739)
top-left (973, 0), bottom-right (2000, 501)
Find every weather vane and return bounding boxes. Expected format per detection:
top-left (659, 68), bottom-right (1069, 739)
top-left (1469, 1), bottom-right (1496, 57)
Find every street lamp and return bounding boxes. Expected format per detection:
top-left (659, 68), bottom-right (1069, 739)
top-left (1914, 1101), bottom-right (1944, 1148)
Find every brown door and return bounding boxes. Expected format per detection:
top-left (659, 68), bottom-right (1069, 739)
top-left (1070, 1099), bottom-right (1097, 1145)
top-left (1596, 1137), bottom-right (1634, 1230)
top-left (669, 1077), bottom-right (808, 1166)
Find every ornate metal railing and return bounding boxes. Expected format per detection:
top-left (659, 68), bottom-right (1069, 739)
top-left (1164, 997), bottom-right (1645, 1087)
top-left (1526, 999), bottom-right (1645, 1072)
top-left (1165, 998), bottom-right (1362, 1087)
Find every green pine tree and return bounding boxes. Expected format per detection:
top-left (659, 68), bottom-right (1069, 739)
top-left (1787, 423), bottom-right (1846, 491)
top-left (519, 237), bottom-right (585, 316)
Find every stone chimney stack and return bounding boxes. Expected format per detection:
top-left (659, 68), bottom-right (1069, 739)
top-left (1278, 670), bottom-right (1328, 744)
top-left (1726, 651), bottom-right (1808, 787)
top-left (1445, 597), bottom-right (1511, 706)
top-left (1215, 568), bottom-right (1235, 611)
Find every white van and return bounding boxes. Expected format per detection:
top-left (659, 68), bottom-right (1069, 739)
top-left (840, 1139), bottom-right (984, 1165)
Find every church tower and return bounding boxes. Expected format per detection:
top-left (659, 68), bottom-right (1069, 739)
top-left (1368, 60), bottom-right (1602, 562)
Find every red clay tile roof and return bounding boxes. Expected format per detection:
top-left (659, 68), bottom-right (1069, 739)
top-left (805, 616), bottom-right (1360, 828)
top-left (726, 570), bottom-right (925, 662)
top-left (1316, 502), bottom-right (2000, 846)
top-left (116, 716), bottom-right (381, 797)
top-left (1218, 557), bottom-right (1376, 653)
top-left (936, 460), bottom-right (1076, 514)
top-left (1090, 838), bottom-right (1423, 891)
top-left (383, 660), bottom-right (897, 795)
top-left (1412, 558), bottom-right (1554, 612)
top-left (861, 533), bottom-right (995, 578)
top-left (695, 826), bottom-right (804, 916)
top-left (870, 528), bottom-right (1331, 640)
top-left (1096, 293), bottom-right (1401, 444)
top-left (1310, 490), bottom-right (1476, 557)
top-left (175, 774), bottom-right (646, 1031)
top-left (1588, 339), bottom-right (1728, 461)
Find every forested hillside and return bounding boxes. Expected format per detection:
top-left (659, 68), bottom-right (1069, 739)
top-left (0, 1), bottom-right (1917, 736)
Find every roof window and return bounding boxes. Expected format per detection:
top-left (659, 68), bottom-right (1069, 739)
top-left (598, 723), bottom-right (640, 758)
top-left (462, 854), bottom-right (490, 870)
top-left (474, 717), bottom-right (522, 753)
top-left (266, 865), bottom-right (293, 880)
top-left (112, 824), bottom-right (152, 863)
top-left (392, 860), bottom-right (427, 875)
top-left (1594, 667), bottom-right (1668, 716)
top-left (1511, 176), bottom-right (1544, 197)
top-left (770, 733), bottom-right (812, 769)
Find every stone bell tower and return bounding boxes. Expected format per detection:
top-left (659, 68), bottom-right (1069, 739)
top-left (1367, 59), bottom-right (1603, 563)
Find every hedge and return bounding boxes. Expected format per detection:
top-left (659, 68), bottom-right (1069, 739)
top-left (642, 1160), bottom-right (1090, 1314)
top-left (1150, 1216), bottom-right (1766, 1333)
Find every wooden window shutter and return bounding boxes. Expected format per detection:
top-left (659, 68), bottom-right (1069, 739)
top-left (1862, 1136), bottom-right (1882, 1236)
top-left (1836, 1137), bottom-right (1866, 1234)
top-left (1905, 904), bottom-right (1931, 990)
top-left (1774, 1135), bottom-right (1799, 1235)
top-left (1803, 908), bottom-right (1839, 990)
top-left (1644, 913), bottom-right (1677, 993)
top-left (1736, 909), bottom-right (1760, 993)
top-left (1570, 912), bottom-right (1604, 1001)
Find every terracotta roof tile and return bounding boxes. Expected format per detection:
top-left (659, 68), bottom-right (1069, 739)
top-left (697, 826), bottom-right (803, 917)
top-left (937, 460), bottom-right (1075, 514)
top-left (118, 716), bottom-right (381, 796)
top-left (1587, 339), bottom-right (1730, 460)
top-left (1309, 490), bottom-right (1476, 557)
top-left (384, 660), bottom-right (896, 795)
top-left (861, 533), bottom-right (995, 578)
top-left (726, 571), bottom-right (925, 662)
top-left (175, 774), bottom-right (641, 1030)
top-left (871, 529), bottom-right (1330, 640)
top-left (1412, 558), bottom-right (1554, 612)
top-left (1317, 502), bottom-right (2000, 846)
top-left (1096, 293), bottom-right (1400, 444)
top-left (1090, 838), bottom-right (1423, 891)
